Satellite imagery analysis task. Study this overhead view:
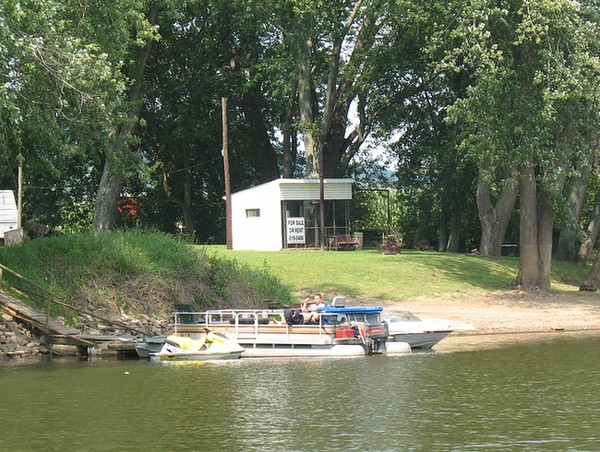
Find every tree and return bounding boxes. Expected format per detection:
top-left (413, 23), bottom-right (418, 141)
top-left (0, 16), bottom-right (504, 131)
top-left (439, 0), bottom-right (600, 290)
top-left (138, 0), bottom-right (282, 241)
top-left (577, 191), bottom-right (600, 265)
top-left (0, 0), bottom-right (135, 228)
top-left (278, 0), bottom-right (421, 177)
top-left (580, 242), bottom-right (600, 291)
top-left (375, 1), bottom-right (481, 252)
top-left (93, 2), bottom-right (160, 232)
top-left (555, 149), bottom-right (597, 261)
top-left (475, 165), bottom-right (519, 257)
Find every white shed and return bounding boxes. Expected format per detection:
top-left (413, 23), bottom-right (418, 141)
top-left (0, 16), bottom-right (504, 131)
top-left (231, 178), bottom-right (354, 251)
top-left (0, 190), bottom-right (18, 239)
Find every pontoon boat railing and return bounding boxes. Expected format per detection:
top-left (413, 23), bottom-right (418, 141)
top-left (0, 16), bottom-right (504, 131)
top-left (175, 309), bottom-right (333, 334)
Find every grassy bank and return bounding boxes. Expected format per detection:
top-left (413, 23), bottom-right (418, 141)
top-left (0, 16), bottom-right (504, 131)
top-left (207, 246), bottom-right (590, 302)
top-left (0, 231), bottom-right (293, 319)
top-left (0, 233), bottom-right (591, 322)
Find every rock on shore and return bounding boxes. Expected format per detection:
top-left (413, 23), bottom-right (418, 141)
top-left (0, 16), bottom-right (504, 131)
top-left (0, 313), bottom-right (50, 358)
top-left (1, 311), bottom-right (170, 360)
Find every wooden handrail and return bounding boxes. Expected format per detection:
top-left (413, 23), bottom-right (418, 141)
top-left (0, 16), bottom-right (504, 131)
top-left (0, 307), bottom-right (95, 346)
top-left (0, 262), bottom-right (148, 336)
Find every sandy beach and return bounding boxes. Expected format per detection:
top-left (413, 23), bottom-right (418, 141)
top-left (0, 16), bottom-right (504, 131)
top-left (351, 290), bottom-right (600, 335)
top-left (376, 290), bottom-right (600, 351)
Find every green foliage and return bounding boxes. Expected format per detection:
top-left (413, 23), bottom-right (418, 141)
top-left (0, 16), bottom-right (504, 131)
top-left (138, 0), bottom-right (275, 240)
top-left (199, 253), bottom-right (293, 307)
top-left (352, 189), bottom-right (396, 231)
top-left (440, 0), bottom-right (600, 180)
top-left (0, 0), bottom-right (155, 228)
top-left (2, 0), bottom-right (600, 271)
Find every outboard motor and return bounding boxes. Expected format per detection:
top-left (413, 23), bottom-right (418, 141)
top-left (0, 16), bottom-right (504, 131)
top-left (367, 321), bottom-right (389, 354)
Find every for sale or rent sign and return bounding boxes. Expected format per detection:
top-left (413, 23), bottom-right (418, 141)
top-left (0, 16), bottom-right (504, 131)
top-left (286, 217), bottom-right (305, 244)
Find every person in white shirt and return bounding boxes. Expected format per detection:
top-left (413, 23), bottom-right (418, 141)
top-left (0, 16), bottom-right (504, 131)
top-left (302, 293), bottom-right (325, 323)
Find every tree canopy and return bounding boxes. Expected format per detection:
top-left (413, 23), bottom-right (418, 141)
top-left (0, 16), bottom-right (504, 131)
top-left (3, 0), bottom-right (600, 291)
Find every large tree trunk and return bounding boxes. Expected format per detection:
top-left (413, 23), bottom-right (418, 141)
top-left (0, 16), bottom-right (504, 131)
top-left (516, 159), bottom-right (540, 289)
top-left (477, 180), bottom-right (497, 255)
top-left (577, 194), bottom-right (600, 265)
top-left (477, 166), bottom-right (519, 256)
top-left (324, 8), bottom-right (373, 177)
top-left (536, 190), bottom-right (554, 291)
top-left (412, 196), bottom-right (432, 249)
top-left (297, 29), bottom-right (318, 176)
top-left (580, 250), bottom-right (600, 291)
top-left (93, 3), bottom-right (159, 232)
top-left (437, 210), bottom-right (447, 252)
top-left (162, 138), bottom-right (195, 241)
top-left (94, 156), bottom-right (124, 232)
top-left (446, 212), bottom-right (462, 253)
top-left (298, 2), bottom-right (373, 178)
top-left (517, 136), bottom-right (569, 290)
top-left (412, 214), bottom-right (429, 250)
top-left (555, 152), bottom-right (594, 261)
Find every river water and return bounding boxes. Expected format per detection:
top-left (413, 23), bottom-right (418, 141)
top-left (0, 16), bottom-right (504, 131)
top-left (1, 332), bottom-right (599, 451)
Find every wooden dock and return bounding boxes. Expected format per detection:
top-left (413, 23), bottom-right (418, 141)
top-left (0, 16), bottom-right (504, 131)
top-left (0, 290), bottom-right (137, 357)
top-left (1, 291), bottom-right (81, 336)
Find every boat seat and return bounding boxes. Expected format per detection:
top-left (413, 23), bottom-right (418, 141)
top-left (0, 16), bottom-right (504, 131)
top-left (174, 304), bottom-right (197, 324)
top-left (331, 296), bottom-right (346, 307)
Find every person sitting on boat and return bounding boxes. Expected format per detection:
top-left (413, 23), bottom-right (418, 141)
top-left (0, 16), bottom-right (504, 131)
top-left (302, 293), bottom-right (325, 323)
top-left (301, 293), bottom-right (323, 310)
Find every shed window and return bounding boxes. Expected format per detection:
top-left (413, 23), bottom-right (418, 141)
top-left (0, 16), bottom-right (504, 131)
top-left (246, 208), bottom-right (260, 218)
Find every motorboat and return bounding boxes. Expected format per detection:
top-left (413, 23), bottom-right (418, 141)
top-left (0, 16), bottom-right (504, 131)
top-left (171, 306), bottom-right (410, 358)
top-left (149, 332), bottom-right (245, 361)
top-left (383, 310), bottom-right (454, 350)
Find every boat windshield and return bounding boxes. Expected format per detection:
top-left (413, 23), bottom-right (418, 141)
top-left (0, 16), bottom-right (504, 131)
top-left (384, 311), bottom-right (422, 322)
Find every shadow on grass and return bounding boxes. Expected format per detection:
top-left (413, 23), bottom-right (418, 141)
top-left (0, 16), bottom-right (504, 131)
top-left (397, 250), bottom-right (587, 294)
top-left (212, 247), bottom-right (590, 301)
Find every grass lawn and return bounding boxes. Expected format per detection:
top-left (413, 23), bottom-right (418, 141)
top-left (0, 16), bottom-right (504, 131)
top-left (204, 246), bottom-right (590, 302)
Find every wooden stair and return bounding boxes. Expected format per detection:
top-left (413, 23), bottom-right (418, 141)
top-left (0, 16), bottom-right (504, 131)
top-left (1, 291), bottom-right (82, 337)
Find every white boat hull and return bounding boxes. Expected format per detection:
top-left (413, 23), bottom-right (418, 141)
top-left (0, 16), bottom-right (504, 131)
top-left (239, 344), bottom-right (367, 358)
top-left (134, 337), bottom-right (164, 358)
top-left (384, 310), bottom-right (454, 350)
top-left (389, 331), bottom-right (452, 350)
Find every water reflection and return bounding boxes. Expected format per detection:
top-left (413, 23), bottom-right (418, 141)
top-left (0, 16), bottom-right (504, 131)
top-left (1, 335), bottom-right (599, 451)
top-left (436, 329), bottom-right (600, 353)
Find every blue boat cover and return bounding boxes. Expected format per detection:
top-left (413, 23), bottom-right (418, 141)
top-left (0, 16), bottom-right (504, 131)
top-left (318, 306), bottom-right (383, 314)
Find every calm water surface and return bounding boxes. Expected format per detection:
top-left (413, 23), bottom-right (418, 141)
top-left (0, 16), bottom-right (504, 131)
top-left (1, 333), bottom-right (599, 451)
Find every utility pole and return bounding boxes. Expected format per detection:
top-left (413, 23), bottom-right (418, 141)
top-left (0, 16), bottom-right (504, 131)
top-left (222, 98), bottom-right (232, 250)
top-left (17, 153), bottom-right (23, 228)
top-left (319, 149), bottom-right (325, 250)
